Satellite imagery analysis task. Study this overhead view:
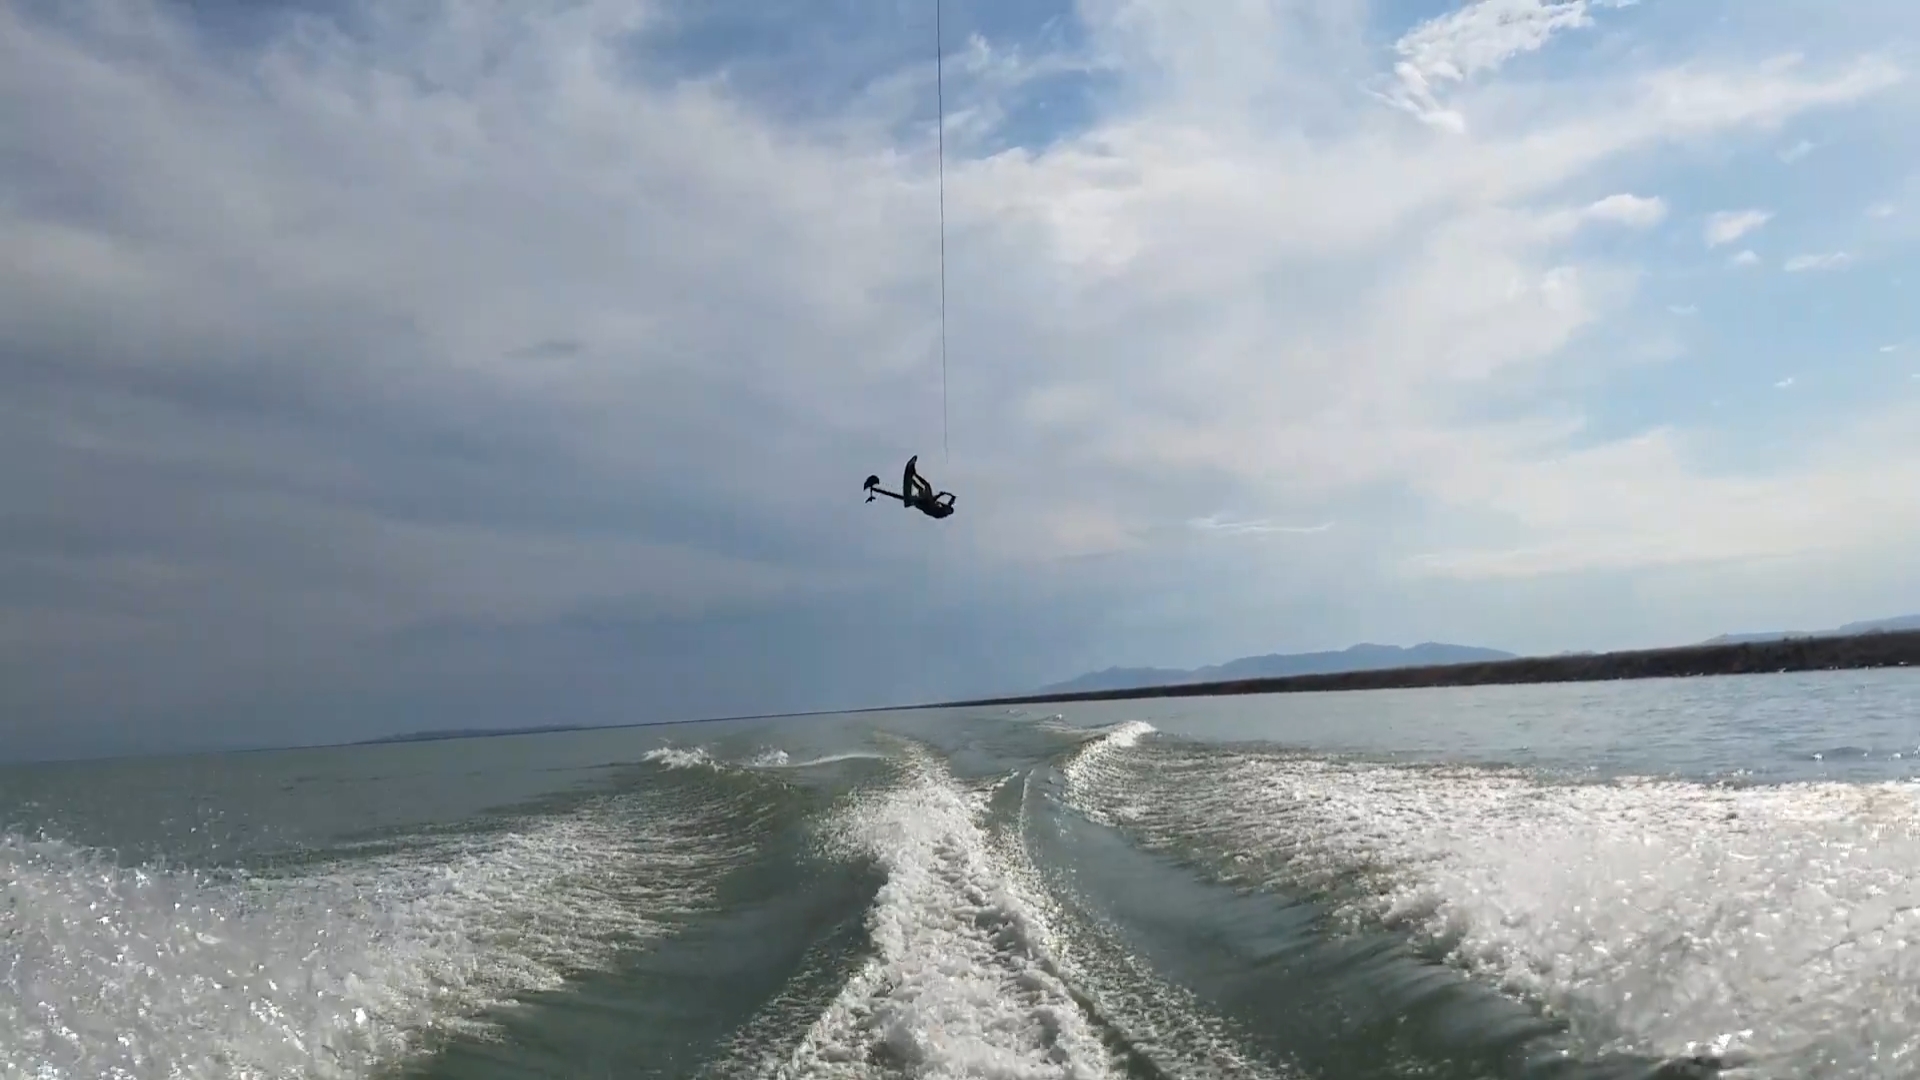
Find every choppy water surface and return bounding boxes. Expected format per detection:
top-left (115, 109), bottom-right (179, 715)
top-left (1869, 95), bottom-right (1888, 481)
top-left (4, 670), bottom-right (1919, 1079)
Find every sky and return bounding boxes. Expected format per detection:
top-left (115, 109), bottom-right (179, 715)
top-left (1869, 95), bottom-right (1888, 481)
top-left (4, 0), bottom-right (1920, 760)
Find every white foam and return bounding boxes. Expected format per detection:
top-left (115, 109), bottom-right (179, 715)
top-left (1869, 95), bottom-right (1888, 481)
top-left (762, 754), bottom-right (1120, 1080)
top-left (643, 745), bottom-right (717, 770)
top-left (1024, 715), bottom-right (1081, 741)
top-left (986, 771), bottom-right (1284, 1080)
top-left (1060, 721), bottom-right (1157, 827)
top-left (0, 793), bottom-right (740, 1080)
top-left (1065, 745), bottom-right (1920, 1076)
top-left (1098, 721), bottom-right (1156, 750)
top-left (757, 752), bottom-right (890, 771)
top-left (653, 745), bottom-right (889, 773)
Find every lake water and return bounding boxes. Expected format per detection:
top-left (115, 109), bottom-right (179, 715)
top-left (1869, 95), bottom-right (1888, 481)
top-left (4, 669), bottom-right (1919, 1079)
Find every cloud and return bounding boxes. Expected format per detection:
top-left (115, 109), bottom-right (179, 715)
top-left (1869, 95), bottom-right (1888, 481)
top-left (1783, 251), bottom-right (1854, 271)
top-left (1774, 376), bottom-right (1797, 388)
top-left (1779, 138), bottom-right (1815, 162)
top-left (1378, 0), bottom-right (1631, 132)
top-left (1, 0), bottom-right (1915, 757)
top-left (1584, 193), bottom-right (1668, 228)
top-left (1188, 515), bottom-right (1336, 536)
top-left (1704, 209), bottom-right (1775, 247)
top-left (1728, 249), bottom-right (1762, 267)
top-left (1407, 414), bottom-right (1920, 579)
top-left (1533, 192), bottom-right (1667, 238)
top-left (1667, 303), bottom-right (1698, 315)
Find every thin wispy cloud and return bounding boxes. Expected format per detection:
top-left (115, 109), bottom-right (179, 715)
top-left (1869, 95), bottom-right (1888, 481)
top-left (1188, 516), bottom-right (1336, 536)
top-left (1728, 249), bottom-right (1762, 267)
top-left (1779, 139), bottom-right (1815, 163)
top-left (1668, 304), bottom-right (1698, 316)
top-left (1585, 193), bottom-right (1668, 228)
top-left (1378, 0), bottom-right (1628, 132)
top-left (1784, 252), bottom-right (1854, 272)
top-left (1705, 210), bottom-right (1774, 247)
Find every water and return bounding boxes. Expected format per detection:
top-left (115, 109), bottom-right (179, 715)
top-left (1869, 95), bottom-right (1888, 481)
top-left (3, 670), bottom-right (1919, 1079)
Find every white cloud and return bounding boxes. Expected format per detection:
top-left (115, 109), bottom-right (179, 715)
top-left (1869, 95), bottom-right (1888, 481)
top-left (1377, 0), bottom-right (1632, 131)
top-left (1667, 303), bottom-right (1697, 315)
top-left (1779, 138), bottom-right (1815, 162)
top-left (1774, 376), bottom-right (1797, 388)
top-left (1408, 414), bottom-right (1920, 579)
top-left (1868, 202), bottom-right (1898, 218)
top-left (1704, 209), bottom-right (1774, 247)
top-left (1728, 249), bottom-right (1762, 267)
top-left (1532, 192), bottom-right (1666, 238)
top-left (1783, 251), bottom-right (1854, 271)
top-left (1188, 515), bottom-right (1335, 536)
top-left (1584, 193), bottom-right (1668, 227)
top-left (1, 0), bottom-right (1917, 744)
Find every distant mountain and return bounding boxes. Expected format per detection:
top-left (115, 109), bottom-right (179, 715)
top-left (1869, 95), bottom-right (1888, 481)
top-left (1037, 641), bottom-right (1519, 695)
top-left (1700, 614), bottom-right (1920, 646)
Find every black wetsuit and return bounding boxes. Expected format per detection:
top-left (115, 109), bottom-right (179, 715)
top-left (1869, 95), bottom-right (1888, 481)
top-left (901, 456), bottom-right (955, 518)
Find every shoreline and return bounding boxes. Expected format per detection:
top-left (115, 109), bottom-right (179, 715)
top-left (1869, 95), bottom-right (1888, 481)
top-left (351, 628), bottom-right (1920, 747)
top-left (936, 628), bottom-right (1920, 708)
top-left (16, 631), bottom-right (1918, 765)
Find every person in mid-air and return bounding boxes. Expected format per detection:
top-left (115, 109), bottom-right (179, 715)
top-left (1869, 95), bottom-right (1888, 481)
top-left (900, 456), bottom-right (956, 517)
top-left (863, 455), bottom-right (955, 519)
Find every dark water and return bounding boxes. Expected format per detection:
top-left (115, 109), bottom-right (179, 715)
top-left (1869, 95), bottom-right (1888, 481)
top-left (4, 670), bottom-right (1920, 1079)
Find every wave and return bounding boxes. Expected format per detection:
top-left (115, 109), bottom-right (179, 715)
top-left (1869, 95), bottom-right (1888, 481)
top-left (747, 750), bottom-right (893, 771)
top-left (0, 785), bottom-right (763, 1079)
top-left (1059, 720), bottom-right (1158, 828)
top-left (643, 744), bottom-right (892, 774)
top-left (14, 701), bottom-right (1918, 1080)
top-left (709, 732), bottom-right (1289, 1080)
top-left (760, 750), bottom-right (1121, 1079)
top-left (1061, 734), bottom-right (1920, 1076)
top-left (643, 745), bottom-right (721, 770)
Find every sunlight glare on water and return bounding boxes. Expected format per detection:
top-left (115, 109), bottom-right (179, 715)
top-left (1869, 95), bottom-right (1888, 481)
top-left (4, 671), bottom-right (1920, 1080)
